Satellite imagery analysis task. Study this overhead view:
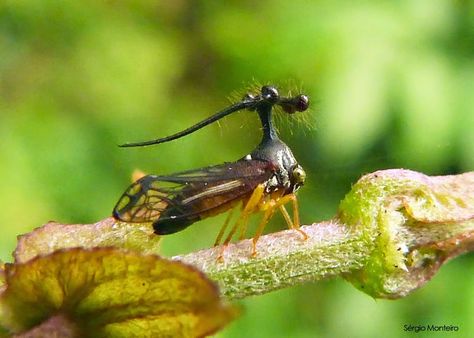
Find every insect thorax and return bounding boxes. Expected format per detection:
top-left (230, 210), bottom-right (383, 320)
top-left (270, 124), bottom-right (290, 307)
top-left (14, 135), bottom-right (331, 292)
top-left (248, 138), bottom-right (305, 194)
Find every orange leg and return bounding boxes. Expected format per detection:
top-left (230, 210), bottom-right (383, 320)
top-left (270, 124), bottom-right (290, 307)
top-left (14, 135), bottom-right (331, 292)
top-left (271, 193), bottom-right (308, 240)
top-left (214, 207), bottom-right (235, 247)
top-left (279, 204), bottom-right (293, 228)
top-left (251, 207), bottom-right (276, 256)
top-left (223, 184), bottom-right (264, 245)
top-left (238, 185), bottom-right (267, 240)
top-left (280, 194), bottom-right (308, 240)
top-left (217, 184), bottom-right (265, 260)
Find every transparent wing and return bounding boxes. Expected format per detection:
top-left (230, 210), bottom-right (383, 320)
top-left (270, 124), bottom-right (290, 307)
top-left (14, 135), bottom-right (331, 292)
top-left (112, 159), bottom-right (274, 224)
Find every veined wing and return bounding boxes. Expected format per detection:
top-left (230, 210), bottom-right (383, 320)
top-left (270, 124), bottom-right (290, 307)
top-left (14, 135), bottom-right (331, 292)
top-left (112, 159), bottom-right (274, 224)
top-left (151, 159), bottom-right (274, 183)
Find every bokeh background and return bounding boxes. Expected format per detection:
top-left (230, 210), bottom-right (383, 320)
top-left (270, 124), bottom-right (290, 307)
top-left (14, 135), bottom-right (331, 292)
top-left (1, 1), bottom-right (473, 337)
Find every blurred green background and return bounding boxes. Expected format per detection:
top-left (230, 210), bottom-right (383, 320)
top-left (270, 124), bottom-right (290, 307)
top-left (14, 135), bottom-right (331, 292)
top-left (0, 1), bottom-right (473, 337)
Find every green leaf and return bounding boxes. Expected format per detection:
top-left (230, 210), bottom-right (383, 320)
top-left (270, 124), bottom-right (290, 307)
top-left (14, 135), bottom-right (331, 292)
top-left (0, 248), bottom-right (236, 337)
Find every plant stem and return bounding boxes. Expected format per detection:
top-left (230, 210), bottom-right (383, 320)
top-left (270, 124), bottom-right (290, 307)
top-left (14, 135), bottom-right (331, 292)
top-left (175, 170), bottom-right (474, 300)
top-left (175, 220), bottom-right (366, 299)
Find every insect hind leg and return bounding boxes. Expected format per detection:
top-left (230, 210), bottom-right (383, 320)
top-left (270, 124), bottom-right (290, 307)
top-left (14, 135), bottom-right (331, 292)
top-left (214, 207), bottom-right (235, 247)
top-left (251, 207), bottom-right (276, 256)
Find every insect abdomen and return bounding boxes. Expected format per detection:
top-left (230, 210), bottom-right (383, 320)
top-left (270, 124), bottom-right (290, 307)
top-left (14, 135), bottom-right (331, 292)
top-left (153, 192), bottom-right (245, 235)
top-left (153, 217), bottom-right (197, 235)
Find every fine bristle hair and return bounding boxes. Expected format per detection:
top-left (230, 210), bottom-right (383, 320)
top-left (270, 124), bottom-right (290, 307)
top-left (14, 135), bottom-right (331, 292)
top-left (223, 80), bottom-right (258, 136)
top-left (226, 79), bottom-right (263, 104)
top-left (226, 80), bottom-right (316, 137)
top-left (273, 105), bottom-right (316, 136)
top-left (226, 80), bottom-right (267, 135)
top-left (274, 80), bottom-right (316, 135)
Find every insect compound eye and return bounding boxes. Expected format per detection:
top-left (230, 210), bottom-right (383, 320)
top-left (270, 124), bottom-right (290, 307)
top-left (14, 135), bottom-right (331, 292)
top-left (295, 95), bottom-right (309, 112)
top-left (261, 85), bottom-right (279, 104)
top-left (292, 165), bottom-right (306, 186)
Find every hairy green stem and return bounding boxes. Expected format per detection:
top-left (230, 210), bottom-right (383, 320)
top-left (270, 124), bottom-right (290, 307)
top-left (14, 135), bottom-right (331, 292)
top-left (175, 170), bottom-right (474, 299)
top-left (175, 220), bottom-right (366, 299)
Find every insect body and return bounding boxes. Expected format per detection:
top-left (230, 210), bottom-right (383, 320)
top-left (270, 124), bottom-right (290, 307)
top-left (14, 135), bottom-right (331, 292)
top-left (113, 86), bottom-right (309, 256)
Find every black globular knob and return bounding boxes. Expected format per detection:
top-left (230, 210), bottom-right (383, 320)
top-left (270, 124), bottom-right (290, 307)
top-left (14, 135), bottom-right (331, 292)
top-left (261, 85), bottom-right (279, 104)
top-left (295, 95), bottom-right (309, 112)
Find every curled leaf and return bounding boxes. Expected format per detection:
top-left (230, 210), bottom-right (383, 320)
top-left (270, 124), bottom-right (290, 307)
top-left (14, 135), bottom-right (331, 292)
top-left (340, 169), bottom-right (474, 298)
top-left (14, 218), bottom-right (161, 263)
top-left (0, 248), bottom-right (235, 337)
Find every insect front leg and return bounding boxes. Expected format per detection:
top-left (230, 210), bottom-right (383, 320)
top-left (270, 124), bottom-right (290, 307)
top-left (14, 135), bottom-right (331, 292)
top-left (276, 194), bottom-right (308, 240)
top-left (250, 192), bottom-right (307, 257)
